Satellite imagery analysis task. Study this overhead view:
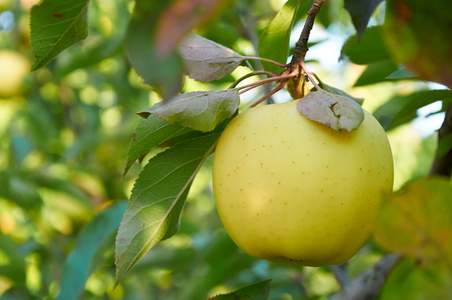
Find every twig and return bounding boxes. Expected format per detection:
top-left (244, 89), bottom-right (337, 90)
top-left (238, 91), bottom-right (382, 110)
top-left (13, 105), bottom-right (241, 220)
top-left (291, 0), bottom-right (325, 64)
top-left (429, 103), bottom-right (452, 177)
top-left (329, 264), bottom-right (352, 288)
top-left (329, 254), bottom-right (401, 300)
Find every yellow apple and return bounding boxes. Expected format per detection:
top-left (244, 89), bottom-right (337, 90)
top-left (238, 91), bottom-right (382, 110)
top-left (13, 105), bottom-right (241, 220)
top-left (0, 50), bottom-right (30, 99)
top-left (212, 100), bottom-right (393, 266)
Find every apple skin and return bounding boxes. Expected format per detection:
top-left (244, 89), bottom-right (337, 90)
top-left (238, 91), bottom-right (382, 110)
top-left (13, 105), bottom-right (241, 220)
top-left (212, 100), bottom-right (393, 266)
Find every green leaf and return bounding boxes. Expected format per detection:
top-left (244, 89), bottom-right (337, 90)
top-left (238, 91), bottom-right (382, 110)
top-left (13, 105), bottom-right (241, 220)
top-left (126, 0), bottom-right (184, 100)
top-left (386, 67), bottom-right (419, 80)
top-left (438, 132), bottom-right (452, 157)
top-left (115, 132), bottom-right (220, 285)
top-left (30, 0), bottom-right (89, 70)
top-left (258, 0), bottom-right (308, 74)
top-left (380, 259), bottom-right (452, 300)
top-left (353, 60), bottom-right (399, 87)
top-left (373, 89), bottom-right (452, 131)
top-left (139, 89), bottom-right (240, 132)
top-left (179, 33), bottom-right (244, 82)
top-left (297, 90), bottom-right (365, 132)
top-left (341, 26), bottom-right (391, 65)
top-left (315, 78), bottom-right (364, 105)
top-left (376, 177), bottom-right (452, 267)
top-left (0, 233), bottom-right (26, 283)
top-left (208, 279), bottom-right (272, 300)
top-left (344, 0), bottom-right (383, 41)
top-left (123, 115), bottom-right (192, 178)
top-left (56, 202), bottom-right (127, 300)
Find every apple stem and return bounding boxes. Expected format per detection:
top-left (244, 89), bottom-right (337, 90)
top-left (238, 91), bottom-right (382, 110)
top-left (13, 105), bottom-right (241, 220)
top-left (299, 60), bottom-right (324, 92)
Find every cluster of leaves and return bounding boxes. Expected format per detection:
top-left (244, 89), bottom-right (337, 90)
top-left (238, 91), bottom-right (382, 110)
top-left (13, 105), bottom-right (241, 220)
top-left (14, 0), bottom-right (452, 298)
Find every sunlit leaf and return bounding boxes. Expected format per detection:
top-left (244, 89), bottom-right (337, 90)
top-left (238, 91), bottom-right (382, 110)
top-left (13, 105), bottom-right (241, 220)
top-left (340, 26), bottom-right (391, 65)
top-left (156, 0), bottom-right (233, 56)
top-left (30, 0), bottom-right (89, 70)
top-left (126, 0), bottom-right (184, 100)
top-left (123, 115), bottom-right (192, 178)
top-left (179, 33), bottom-right (244, 82)
top-left (115, 132), bottom-right (220, 285)
top-left (258, 0), bottom-right (308, 74)
top-left (297, 90), bottom-right (364, 131)
top-left (344, 0), bottom-right (383, 41)
top-left (56, 202), bottom-right (127, 300)
top-left (208, 279), bottom-right (272, 300)
top-left (138, 89), bottom-right (240, 132)
top-left (376, 177), bottom-right (452, 266)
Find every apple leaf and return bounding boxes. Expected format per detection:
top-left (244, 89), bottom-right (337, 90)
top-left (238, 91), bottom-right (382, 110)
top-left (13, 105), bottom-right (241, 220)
top-left (30, 0), bottom-right (89, 70)
top-left (344, 0), bottom-right (383, 41)
top-left (376, 177), bottom-right (452, 266)
top-left (297, 90), bottom-right (364, 132)
top-left (386, 67), bottom-right (419, 80)
top-left (373, 89), bottom-right (452, 131)
top-left (353, 60), bottom-right (399, 87)
top-left (314, 78), bottom-right (364, 105)
top-left (156, 0), bottom-right (233, 56)
top-left (340, 26), bottom-right (391, 65)
top-left (115, 132), bottom-right (220, 285)
top-left (179, 33), bottom-right (244, 82)
top-left (57, 202), bottom-right (127, 300)
top-left (257, 0), bottom-right (308, 75)
top-left (380, 259), bottom-right (452, 300)
top-left (138, 89), bottom-right (240, 132)
top-left (126, 0), bottom-right (184, 100)
top-left (208, 279), bottom-right (272, 300)
top-left (122, 115), bottom-right (192, 178)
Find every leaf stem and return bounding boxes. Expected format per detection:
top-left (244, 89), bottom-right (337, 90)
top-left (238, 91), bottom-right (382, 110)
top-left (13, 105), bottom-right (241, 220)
top-left (236, 72), bottom-right (296, 93)
top-left (299, 60), bottom-right (323, 92)
top-left (241, 55), bottom-right (289, 68)
top-left (229, 70), bottom-right (279, 89)
top-left (249, 81), bottom-right (288, 108)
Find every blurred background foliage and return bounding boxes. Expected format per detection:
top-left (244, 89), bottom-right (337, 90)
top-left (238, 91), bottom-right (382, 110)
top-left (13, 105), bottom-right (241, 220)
top-left (0, 0), bottom-right (450, 299)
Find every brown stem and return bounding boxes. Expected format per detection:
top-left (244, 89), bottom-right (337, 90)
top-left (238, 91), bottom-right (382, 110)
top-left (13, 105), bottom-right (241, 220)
top-left (429, 104), bottom-right (452, 177)
top-left (290, 0), bottom-right (325, 64)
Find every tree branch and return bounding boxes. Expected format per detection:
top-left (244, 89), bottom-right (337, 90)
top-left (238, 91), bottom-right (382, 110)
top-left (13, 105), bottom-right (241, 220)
top-left (290, 0), bottom-right (325, 64)
top-left (429, 103), bottom-right (452, 177)
top-left (329, 254), bottom-right (401, 300)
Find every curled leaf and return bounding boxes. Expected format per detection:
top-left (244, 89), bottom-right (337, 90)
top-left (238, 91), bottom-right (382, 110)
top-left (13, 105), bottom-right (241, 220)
top-left (138, 89), bottom-right (240, 132)
top-left (297, 90), bottom-right (364, 132)
top-left (179, 33), bottom-right (243, 82)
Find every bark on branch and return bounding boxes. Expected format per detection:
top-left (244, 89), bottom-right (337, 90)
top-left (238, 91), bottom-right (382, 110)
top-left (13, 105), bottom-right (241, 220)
top-left (429, 103), bottom-right (452, 177)
top-left (329, 254), bottom-right (401, 300)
